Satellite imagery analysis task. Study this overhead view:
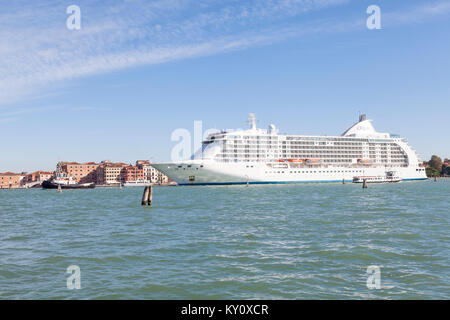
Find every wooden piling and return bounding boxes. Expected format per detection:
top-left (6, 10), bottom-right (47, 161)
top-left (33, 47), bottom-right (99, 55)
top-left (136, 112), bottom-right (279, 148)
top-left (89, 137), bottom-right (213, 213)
top-left (57, 184), bottom-right (62, 193)
top-left (142, 186), bottom-right (149, 205)
top-left (147, 185), bottom-right (153, 206)
top-left (362, 179), bottom-right (368, 189)
top-left (342, 178), bottom-right (345, 184)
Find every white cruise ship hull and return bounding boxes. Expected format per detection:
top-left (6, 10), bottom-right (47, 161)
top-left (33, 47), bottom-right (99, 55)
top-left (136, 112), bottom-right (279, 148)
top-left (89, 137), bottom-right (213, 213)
top-left (151, 161), bottom-right (427, 185)
top-left (153, 114), bottom-right (427, 185)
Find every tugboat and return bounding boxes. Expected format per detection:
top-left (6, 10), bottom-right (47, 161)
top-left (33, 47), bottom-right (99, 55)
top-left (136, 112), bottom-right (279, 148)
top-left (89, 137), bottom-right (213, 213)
top-left (42, 162), bottom-right (95, 189)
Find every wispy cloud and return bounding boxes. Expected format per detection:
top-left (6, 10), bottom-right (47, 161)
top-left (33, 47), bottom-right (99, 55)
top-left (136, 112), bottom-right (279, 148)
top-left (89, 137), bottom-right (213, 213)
top-left (71, 106), bottom-right (112, 112)
top-left (384, 1), bottom-right (450, 26)
top-left (0, 105), bottom-right (60, 123)
top-left (0, 0), bottom-right (350, 105)
top-left (0, 0), bottom-right (449, 106)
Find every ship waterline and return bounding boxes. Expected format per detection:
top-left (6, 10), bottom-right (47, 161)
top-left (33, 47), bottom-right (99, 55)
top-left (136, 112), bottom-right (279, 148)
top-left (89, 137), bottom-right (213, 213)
top-left (153, 114), bottom-right (427, 185)
top-left (151, 161), bottom-right (426, 185)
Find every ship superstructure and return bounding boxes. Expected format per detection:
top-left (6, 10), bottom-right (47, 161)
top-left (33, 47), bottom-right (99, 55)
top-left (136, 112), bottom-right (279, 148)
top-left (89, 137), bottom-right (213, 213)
top-left (152, 114), bottom-right (427, 185)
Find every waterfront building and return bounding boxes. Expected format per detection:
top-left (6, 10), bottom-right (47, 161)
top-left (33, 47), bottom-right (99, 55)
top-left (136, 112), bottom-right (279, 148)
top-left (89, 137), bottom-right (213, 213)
top-left (51, 160), bottom-right (170, 185)
top-left (26, 171), bottom-right (54, 183)
top-left (0, 172), bottom-right (26, 189)
top-left (136, 160), bottom-right (170, 184)
top-left (96, 162), bottom-right (128, 185)
top-left (123, 166), bottom-right (145, 182)
top-left (60, 162), bottom-right (99, 183)
top-left (156, 171), bottom-right (169, 184)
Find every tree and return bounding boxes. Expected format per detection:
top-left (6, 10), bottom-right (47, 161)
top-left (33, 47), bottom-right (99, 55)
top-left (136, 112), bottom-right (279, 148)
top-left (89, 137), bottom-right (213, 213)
top-left (426, 167), bottom-right (440, 177)
top-left (442, 163), bottom-right (450, 176)
top-left (428, 155), bottom-right (443, 172)
top-left (445, 166), bottom-right (450, 176)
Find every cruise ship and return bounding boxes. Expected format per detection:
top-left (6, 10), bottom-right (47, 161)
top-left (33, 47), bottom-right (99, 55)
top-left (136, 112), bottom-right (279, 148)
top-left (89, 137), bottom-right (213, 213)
top-left (152, 114), bottom-right (427, 185)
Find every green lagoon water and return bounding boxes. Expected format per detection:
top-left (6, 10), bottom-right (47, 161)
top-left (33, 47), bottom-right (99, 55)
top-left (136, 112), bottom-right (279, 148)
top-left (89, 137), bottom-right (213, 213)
top-left (0, 180), bottom-right (449, 299)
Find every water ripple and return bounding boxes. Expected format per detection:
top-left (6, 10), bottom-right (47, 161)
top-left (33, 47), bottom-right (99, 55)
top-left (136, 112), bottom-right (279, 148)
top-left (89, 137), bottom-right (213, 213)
top-left (0, 180), bottom-right (449, 299)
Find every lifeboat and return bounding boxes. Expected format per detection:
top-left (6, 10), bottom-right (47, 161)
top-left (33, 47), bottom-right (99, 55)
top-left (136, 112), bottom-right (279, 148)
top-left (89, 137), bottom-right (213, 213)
top-left (276, 159), bottom-right (285, 162)
top-left (288, 159), bottom-right (304, 163)
top-left (357, 158), bottom-right (372, 164)
top-left (305, 158), bottom-right (322, 164)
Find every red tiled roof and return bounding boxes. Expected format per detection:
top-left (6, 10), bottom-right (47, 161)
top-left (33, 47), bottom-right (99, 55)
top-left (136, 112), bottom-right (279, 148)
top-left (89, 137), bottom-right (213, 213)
top-left (0, 172), bottom-right (25, 176)
top-left (63, 161), bottom-right (98, 166)
top-left (29, 171), bottom-right (53, 175)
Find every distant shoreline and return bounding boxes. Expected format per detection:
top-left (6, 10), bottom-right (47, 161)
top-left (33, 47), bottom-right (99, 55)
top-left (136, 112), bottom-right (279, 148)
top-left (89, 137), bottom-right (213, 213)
top-left (3, 179), bottom-right (450, 190)
top-left (0, 182), bottom-right (177, 190)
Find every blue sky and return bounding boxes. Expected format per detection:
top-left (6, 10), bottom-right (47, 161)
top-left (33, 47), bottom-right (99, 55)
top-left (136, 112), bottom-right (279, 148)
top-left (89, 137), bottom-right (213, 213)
top-left (1, 0), bottom-right (449, 172)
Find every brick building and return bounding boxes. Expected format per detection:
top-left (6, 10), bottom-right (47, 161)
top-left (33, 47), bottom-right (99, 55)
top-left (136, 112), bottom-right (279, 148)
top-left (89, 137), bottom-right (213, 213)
top-left (51, 160), bottom-right (171, 186)
top-left (136, 160), bottom-right (169, 184)
top-left (96, 161), bottom-right (128, 185)
top-left (0, 172), bottom-right (26, 189)
top-left (123, 166), bottom-right (145, 182)
top-left (60, 162), bottom-right (99, 183)
top-left (26, 171), bottom-right (53, 183)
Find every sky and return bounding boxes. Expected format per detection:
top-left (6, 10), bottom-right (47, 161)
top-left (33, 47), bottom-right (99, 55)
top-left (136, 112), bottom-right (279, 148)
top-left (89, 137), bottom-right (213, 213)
top-left (0, 0), bottom-right (449, 172)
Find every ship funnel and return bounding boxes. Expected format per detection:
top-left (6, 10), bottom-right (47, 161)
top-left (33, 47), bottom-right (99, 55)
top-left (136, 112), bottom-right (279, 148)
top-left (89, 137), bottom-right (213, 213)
top-left (268, 124), bottom-right (276, 134)
top-left (359, 114), bottom-right (367, 122)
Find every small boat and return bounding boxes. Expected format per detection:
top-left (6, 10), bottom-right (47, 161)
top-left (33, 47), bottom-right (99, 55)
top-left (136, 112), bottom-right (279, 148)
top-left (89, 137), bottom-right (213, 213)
top-left (357, 158), bottom-right (372, 164)
top-left (352, 171), bottom-right (401, 183)
top-left (123, 180), bottom-right (152, 187)
top-left (287, 159), bottom-right (304, 163)
top-left (42, 180), bottom-right (95, 189)
top-left (305, 158), bottom-right (323, 164)
top-left (42, 162), bottom-right (95, 189)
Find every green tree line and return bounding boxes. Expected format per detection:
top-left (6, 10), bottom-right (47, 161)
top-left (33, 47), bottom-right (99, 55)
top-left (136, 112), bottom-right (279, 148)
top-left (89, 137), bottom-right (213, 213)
top-left (424, 155), bottom-right (450, 177)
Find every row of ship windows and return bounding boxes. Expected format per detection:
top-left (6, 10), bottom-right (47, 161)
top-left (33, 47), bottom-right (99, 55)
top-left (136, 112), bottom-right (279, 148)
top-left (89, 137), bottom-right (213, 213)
top-left (218, 136), bottom-right (394, 143)
top-left (218, 154), bottom-right (407, 159)
top-left (216, 152), bottom-right (407, 157)
top-left (221, 138), bottom-right (391, 142)
top-left (216, 159), bottom-right (408, 164)
top-left (221, 147), bottom-right (405, 153)
top-left (220, 149), bottom-right (405, 153)
top-left (224, 146), bottom-right (404, 152)
top-left (219, 155), bottom-right (408, 159)
top-left (224, 142), bottom-right (368, 146)
top-left (221, 147), bottom-right (406, 154)
top-left (264, 170), bottom-right (365, 174)
top-left (223, 146), bottom-right (367, 150)
top-left (213, 159), bottom-right (407, 164)
top-left (223, 140), bottom-right (401, 145)
top-left (176, 165), bottom-right (205, 170)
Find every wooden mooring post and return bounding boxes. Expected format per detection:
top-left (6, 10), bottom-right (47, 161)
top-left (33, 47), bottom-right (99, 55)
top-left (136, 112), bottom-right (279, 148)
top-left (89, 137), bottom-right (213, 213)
top-left (362, 179), bottom-right (368, 189)
top-left (141, 185), bottom-right (153, 206)
top-left (57, 184), bottom-right (62, 193)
